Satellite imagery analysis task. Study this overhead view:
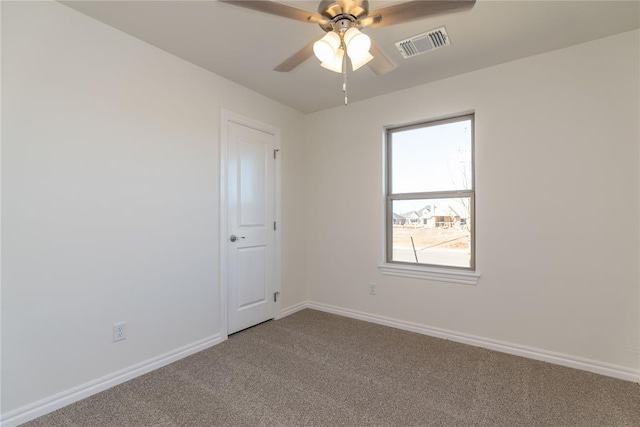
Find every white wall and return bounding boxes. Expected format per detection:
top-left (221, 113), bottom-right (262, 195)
top-left (1, 0), bottom-right (307, 415)
top-left (2, 0), bottom-right (638, 420)
top-left (305, 30), bottom-right (640, 373)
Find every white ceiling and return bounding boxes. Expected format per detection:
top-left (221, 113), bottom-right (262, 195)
top-left (60, 0), bottom-right (640, 113)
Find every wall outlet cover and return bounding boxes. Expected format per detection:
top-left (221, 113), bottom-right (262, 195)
top-left (113, 322), bottom-right (127, 342)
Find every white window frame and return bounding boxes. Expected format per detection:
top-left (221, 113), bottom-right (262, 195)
top-left (379, 113), bottom-right (480, 285)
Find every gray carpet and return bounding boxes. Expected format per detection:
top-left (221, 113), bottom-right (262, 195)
top-left (24, 309), bottom-right (640, 426)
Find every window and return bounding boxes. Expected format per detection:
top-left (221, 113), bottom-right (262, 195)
top-left (384, 114), bottom-right (475, 277)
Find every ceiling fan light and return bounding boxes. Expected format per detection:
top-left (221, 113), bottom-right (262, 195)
top-left (343, 27), bottom-right (371, 59)
top-left (350, 52), bottom-right (374, 71)
top-left (321, 49), bottom-right (344, 73)
top-left (313, 31), bottom-right (341, 64)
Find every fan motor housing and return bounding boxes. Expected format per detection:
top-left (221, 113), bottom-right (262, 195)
top-left (318, 0), bottom-right (369, 20)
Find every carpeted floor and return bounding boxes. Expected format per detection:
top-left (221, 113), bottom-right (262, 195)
top-left (25, 309), bottom-right (640, 426)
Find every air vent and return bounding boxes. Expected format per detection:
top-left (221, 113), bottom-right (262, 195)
top-left (395, 27), bottom-right (450, 59)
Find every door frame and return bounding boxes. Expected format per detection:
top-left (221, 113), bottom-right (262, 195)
top-left (219, 108), bottom-right (281, 339)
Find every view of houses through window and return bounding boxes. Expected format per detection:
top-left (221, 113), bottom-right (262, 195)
top-left (386, 115), bottom-right (474, 269)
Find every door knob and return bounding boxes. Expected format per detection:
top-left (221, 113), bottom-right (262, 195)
top-left (229, 235), bottom-right (245, 242)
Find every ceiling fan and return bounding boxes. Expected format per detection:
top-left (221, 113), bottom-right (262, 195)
top-left (220, 0), bottom-right (476, 103)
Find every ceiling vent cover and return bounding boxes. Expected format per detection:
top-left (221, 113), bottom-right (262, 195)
top-left (395, 27), bottom-right (450, 59)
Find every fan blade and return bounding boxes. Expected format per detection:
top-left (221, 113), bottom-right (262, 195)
top-left (274, 40), bottom-right (316, 72)
top-left (219, 0), bottom-right (324, 24)
top-left (308, 15), bottom-right (330, 25)
top-left (367, 41), bottom-right (396, 75)
top-left (369, 0), bottom-right (476, 28)
top-left (359, 14), bottom-right (381, 27)
top-left (339, 0), bottom-right (366, 16)
top-left (338, 0), bottom-right (351, 14)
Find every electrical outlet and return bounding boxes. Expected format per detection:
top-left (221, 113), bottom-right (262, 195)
top-left (368, 282), bottom-right (376, 295)
top-left (113, 322), bottom-right (127, 342)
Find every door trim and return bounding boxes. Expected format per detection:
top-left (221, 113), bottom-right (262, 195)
top-left (219, 109), bottom-right (281, 338)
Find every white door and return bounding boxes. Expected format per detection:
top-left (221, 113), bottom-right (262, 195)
top-left (226, 120), bottom-right (276, 334)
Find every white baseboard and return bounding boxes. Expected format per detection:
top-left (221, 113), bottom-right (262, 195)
top-left (306, 301), bottom-right (640, 383)
top-left (278, 301), bottom-right (308, 319)
top-left (4, 303), bottom-right (638, 426)
top-left (0, 334), bottom-right (225, 427)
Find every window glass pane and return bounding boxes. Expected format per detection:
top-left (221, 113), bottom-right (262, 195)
top-left (391, 119), bottom-right (472, 194)
top-left (391, 198), bottom-right (472, 268)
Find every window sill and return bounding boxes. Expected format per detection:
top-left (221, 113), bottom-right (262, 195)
top-left (378, 263), bottom-right (480, 285)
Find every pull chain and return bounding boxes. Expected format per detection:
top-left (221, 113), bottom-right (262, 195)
top-left (342, 38), bottom-right (348, 106)
top-left (343, 52), bottom-right (348, 106)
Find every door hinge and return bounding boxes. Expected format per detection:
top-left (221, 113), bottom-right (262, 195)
top-left (274, 149), bottom-right (279, 159)
top-left (274, 291), bottom-right (280, 302)
top-left (273, 221), bottom-right (277, 231)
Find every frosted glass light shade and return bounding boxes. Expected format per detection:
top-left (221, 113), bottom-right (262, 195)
top-left (313, 31), bottom-right (341, 64)
top-left (321, 48), bottom-right (344, 73)
top-left (350, 52), bottom-right (373, 71)
top-left (343, 27), bottom-right (371, 59)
